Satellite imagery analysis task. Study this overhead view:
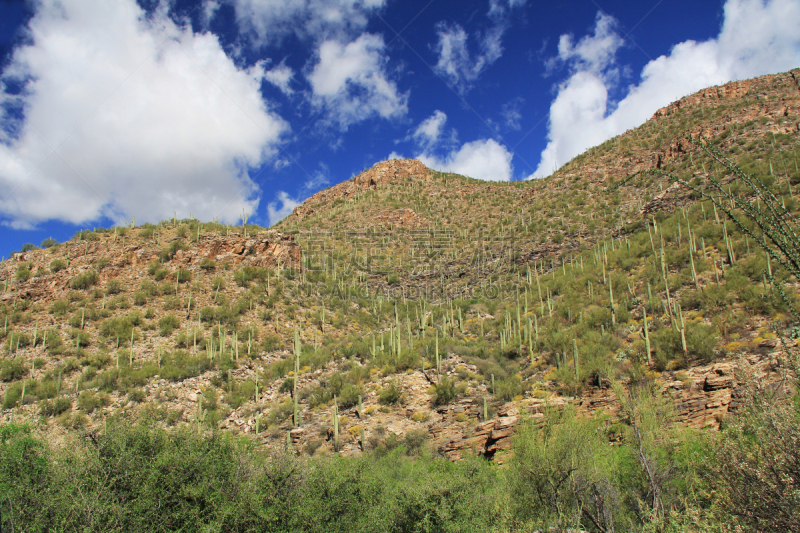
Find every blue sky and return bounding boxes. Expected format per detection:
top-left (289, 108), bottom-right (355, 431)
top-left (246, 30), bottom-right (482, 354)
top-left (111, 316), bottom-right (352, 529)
top-left (0, 0), bottom-right (798, 259)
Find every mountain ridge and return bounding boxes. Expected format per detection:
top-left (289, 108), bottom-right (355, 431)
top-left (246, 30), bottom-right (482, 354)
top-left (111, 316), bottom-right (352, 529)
top-left (0, 68), bottom-right (798, 466)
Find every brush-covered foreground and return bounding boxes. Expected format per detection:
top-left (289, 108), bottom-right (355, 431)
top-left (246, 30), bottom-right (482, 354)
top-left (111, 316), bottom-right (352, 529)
top-left (2, 377), bottom-right (798, 532)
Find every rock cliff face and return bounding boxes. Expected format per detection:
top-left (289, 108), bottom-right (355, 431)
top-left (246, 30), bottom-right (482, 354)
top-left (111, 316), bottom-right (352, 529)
top-left (437, 351), bottom-right (788, 463)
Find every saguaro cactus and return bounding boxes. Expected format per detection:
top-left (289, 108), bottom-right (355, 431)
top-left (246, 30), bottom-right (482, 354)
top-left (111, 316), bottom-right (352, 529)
top-left (293, 329), bottom-right (301, 427)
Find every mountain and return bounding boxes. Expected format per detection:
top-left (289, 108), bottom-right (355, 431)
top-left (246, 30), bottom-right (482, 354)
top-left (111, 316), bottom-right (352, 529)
top-left (1, 68), bottom-right (799, 464)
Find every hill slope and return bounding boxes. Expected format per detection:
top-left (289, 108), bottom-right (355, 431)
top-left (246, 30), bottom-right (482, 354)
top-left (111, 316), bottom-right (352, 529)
top-left (1, 68), bottom-right (799, 462)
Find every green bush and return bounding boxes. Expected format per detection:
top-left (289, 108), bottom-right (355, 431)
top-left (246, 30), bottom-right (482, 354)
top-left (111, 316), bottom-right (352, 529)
top-left (430, 376), bottom-right (457, 406)
top-left (133, 291), bottom-right (147, 306)
top-left (378, 381), bottom-right (403, 405)
top-left (39, 397), bottom-right (72, 417)
top-left (70, 271), bottom-right (98, 290)
top-left (158, 240), bottom-right (186, 262)
top-left (105, 279), bottom-right (122, 295)
top-left (234, 266), bottom-right (265, 288)
top-left (158, 314), bottom-right (180, 336)
top-left (49, 259), bottom-right (67, 272)
top-left (16, 264), bottom-right (30, 282)
top-left (73, 229), bottom-right (98, 241)
top-left (0, 360), bottom-right (28, 382)
top-left (77, 390), bottom-right (110, 413)
top-left (99, 316), bottom-right (138, 345)
top-left (175, 268), bottom-right (192, 284)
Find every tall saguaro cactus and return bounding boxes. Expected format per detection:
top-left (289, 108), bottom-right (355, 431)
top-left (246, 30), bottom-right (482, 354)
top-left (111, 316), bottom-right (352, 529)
top-left (293, 328), bottom-right (301, 427)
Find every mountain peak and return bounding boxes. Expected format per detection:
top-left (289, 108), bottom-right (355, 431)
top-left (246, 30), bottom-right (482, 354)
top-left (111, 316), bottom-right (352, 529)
top-left (289, 158), bottom-right (432, 223)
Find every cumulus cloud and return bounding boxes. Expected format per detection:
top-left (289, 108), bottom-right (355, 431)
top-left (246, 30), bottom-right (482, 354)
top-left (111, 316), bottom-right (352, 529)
top-left (222, 0), bottom-right (386, 45)
top-left (307, 33), bottom-right (408, 129)
top-left (0, 0), bottom-right (287, 228)
top-left (417, 138), bottom-right (513, 182)
top-left (264, 61), bottom-right (295, 94)
top-left (550, 12), bottom-right (623, 75)
top-left (530, 0), bottom-right (800, 178)
top-left (411, 110), bottom-right (449, 150)
top-left (267, 190), bottom-right (300, 226)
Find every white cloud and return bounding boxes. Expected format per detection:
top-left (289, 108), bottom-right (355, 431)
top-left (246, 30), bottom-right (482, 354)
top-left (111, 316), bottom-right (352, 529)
top-left (433, 22), bottom-right (504, 93)
top-left (501, 97), bottom-right (524, 130)
top-left (307, 33), bottom-right (408, 129)
top-left (0, 0), bottom-right (288, 228)
top-left (417, 138), bottom-right (513, 182)
top-left (301, 167), bottom-right (330, 195)
top-left (264, 60), bottom-right (295, 94)
top-left (267, 190), bottom-right (300, 225)
top-left (222, 0), bottom-right (386, 45)
top-left (411, 110), bottom-right (448, 150)
top-left (552, 12), bottom-right (623, 75)
top-left (530, 0), bottom-right (800, 179)
top-left (433, 0), bottom-right (525, 93)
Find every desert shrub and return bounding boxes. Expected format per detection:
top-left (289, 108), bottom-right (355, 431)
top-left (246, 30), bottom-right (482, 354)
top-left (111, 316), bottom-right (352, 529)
top-left (105, 279), bottom-right (122, 295)
top-left (338, 383), bottom-right (362, 408)
top-left (133, 291), bottom-right (147, 306)
top-left (175, 268), bottom-right (191, 284)
top-left (49, 259), bottom-right (67, 272)
top-left (77, 390), bottom-right (110, 413)
top-left (70, 271), bottom-right (98, 290)
top-left (127, 389), bottom-right (146, 403)
top-left (16, 264), bottom-right (30, 282)
top-left (430, 376), bottom-right (457, 406)
top-left (39, 397), bottom-right (72, 417)
top-left (402, 428), bottom-right (429, 455)
top-left (68, 308), bottom-right (97, 328)
top-left (378, 381), bottom-right (403, 405)
top-left (139, 280), bottom-right (158, 297)
top-left (73, 229), bottom-right (98, 241)
top-left (162, 296), bottom-right (181, 310)
top-left (158, 314), bottom-right (180, 336)
top-left (260, 335), bottom-right (281, 353)
top-left (709, 385), bottom-right (800, 532)
top-left (158, 240), bottom-right (186, 262)
top-left (159, 350), bottom-right (214, 382)
top-left (6, 332), bottom-right (30, 351)
top-left (0, 360), bottom-right (28, 382)
top-left (69, 329), bottom-right (90, 348)
top-left (493, 374), bottom-right (525, 402)
top-left (234, 266), bottom-right (265, 288)
top-left (99, 316), bottom-right (138, 345)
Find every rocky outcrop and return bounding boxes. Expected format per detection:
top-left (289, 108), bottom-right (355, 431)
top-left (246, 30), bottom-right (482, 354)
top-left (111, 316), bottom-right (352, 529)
top-left (437, 350), bottom-right (787, 464)
top-left (0, 229), bottom-right (301, 305)
top-left (290, 159), bottom-right (432, 222)
top-left (652, 69), bottom-right (800, 120)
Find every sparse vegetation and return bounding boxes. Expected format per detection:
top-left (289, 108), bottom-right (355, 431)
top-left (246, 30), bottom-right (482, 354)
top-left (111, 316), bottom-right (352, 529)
top-left (0, 68), bottom-right (798, 531)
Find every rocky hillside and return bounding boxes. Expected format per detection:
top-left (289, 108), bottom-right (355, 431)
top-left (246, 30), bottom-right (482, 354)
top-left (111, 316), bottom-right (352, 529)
top-left (1, 68), bottom-right (799, 462)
